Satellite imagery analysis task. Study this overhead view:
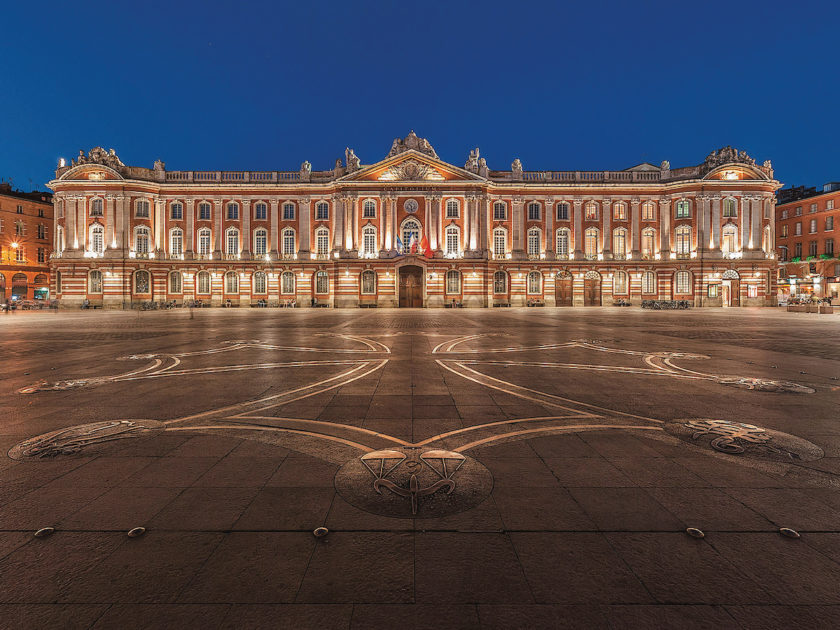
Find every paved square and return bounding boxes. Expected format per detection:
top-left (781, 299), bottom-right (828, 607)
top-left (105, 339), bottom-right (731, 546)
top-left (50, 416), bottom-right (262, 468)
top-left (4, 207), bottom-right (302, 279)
top-left (1, 308), bottom-right (839, 629)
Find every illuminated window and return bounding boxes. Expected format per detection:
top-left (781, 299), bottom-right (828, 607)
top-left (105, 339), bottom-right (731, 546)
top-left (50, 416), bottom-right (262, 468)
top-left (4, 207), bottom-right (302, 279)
top-left (253, 271), bottom-right (267, 294)
top-left (88, 270), bottom-right (103, 293)
top-left (556, 228), bottom-right (570, 257)
top-left (493, 271), bottom-right (507, 294)
top-left (613, 271), bottom-right (628, 294)
top-left (169, 271), bottom-right (182, 293)
top-left (363, 200), bottom-right (376, 218)
top-left (612, 228), bottom-right (627, 258)
top-left (255, 228), bottom-right (268, 256)
top-left (315, 271), bottom-right (329, 294)
top-left (613, 202), bottom-right (626, 220)
top-left (282, 228), bottom-right (295, 256)
top-left (445, 226), bottom-right (460, 256)
top-left (723, 198), bottom-right (738, 218)
top-left (642, 201), bottom-right (656, 221)
top-left (134, 226), bottom-right (150, 254)
top-left (674, 225), bottom-right (691, 255)
top-left (675, 270), bottom-right (691, 293)
top-left (361, 270), bottom-right (376, 295)
top-left (445, 270), bottom-right (461, 294)
top-left (641, 228), bottom-right (655, 258)
top-left (527, 228), bottom-right (540, 257)
top-left (584, 228), bottom-right (599, 258)
top-left (198, 228), bottom-right (211, 255)
top-left (721, 225), bottom-right (737, 255)
top-left (362, 225), bottom-right (377, 257)
top-left (169, 228), bottom-right (183, 256)
top-left (402, 219), bottom-right (420, 251)
top-left (197, 271), bottom-right (210, 294)
top-left (90, 224), bottom-right (104, 255)
top-left (584, 201), bottom-right (598, 220)
top-left (493, 228), bottom-right (506, 257)
top-left (810, 219), bottom-right (817, 233)
top-left (315, 227), bottom-right (330, 255)
top-left (527, 271), bottom-right (541, 294)
top-left (281, 271), bottom-right (295, 294)
top-left (493, 202), bottom-right (507, 220)
top-left (675, 199), bottom-right (690, 218)
top-left (224, 271), bottom-right (238, 294)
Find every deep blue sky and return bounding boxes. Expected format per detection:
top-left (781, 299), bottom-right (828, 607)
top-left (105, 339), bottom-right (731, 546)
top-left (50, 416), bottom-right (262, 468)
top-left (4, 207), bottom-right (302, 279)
top-left (2, 1), bottom-right (837, 191)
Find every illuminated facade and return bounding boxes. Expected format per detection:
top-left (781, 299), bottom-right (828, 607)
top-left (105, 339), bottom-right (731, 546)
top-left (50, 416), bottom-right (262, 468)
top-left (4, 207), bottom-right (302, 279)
top-left (48, 135), bottom-right (779, 308)
top-left (0, 183), bottom-right (53, 303)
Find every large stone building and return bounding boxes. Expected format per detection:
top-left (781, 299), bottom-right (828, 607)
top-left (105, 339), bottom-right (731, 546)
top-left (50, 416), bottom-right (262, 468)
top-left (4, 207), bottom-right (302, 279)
top-left (775, 182), bottom-right (840, 301)
top-left (0, 183), bottom-right (53, 303)
top-left (48, 134), bottom-right (779, 308)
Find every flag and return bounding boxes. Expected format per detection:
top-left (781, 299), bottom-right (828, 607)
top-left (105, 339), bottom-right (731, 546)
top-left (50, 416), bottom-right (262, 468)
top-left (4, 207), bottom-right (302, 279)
top-left (396, 236), bottom-right (404, 254)
top-left (409, 233), bottom-right (418, 254)
top-left (420, 233), bottom-right (433, 258)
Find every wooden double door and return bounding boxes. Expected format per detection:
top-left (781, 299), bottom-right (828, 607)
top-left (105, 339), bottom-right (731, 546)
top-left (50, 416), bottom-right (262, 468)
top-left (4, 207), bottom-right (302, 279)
top-left (555, 274), bottom-right (573, 306)
top-left (584, 278), bottom-right (601, 306)
top-left (399, 265), bottom-right (423, 308)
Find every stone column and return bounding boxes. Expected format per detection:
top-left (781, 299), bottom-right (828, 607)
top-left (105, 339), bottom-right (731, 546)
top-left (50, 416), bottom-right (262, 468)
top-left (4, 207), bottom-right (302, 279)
top-left (479, 194), bottom-right (489, 254)
top-left (269, 199), bottom-right (279, 255)
top-left (750, 196), bottom-right (762, 250)
top-left (213, 198), bottom-right (223, 256)
top-left (544, 197), bottom-right (554, 257)
top-left (432, 193), bottom-right (442, 255)
top-left (740, 196), bottom-right (751, 252)
top-left (185, 199), bottom-right (195, 257)
top-left (602, 198), bottom-right (612, 259)
top-left (701, 195), bottom-right (711, 252)
top-left (154, 197), bottom-right (165, 255)
top-left (659, 197), bottom-right (671, 256)
top-left (767, 197), bottom-right (776, 256)
top-left (241, 199), bottom-right (251, 258)
top-left (630, 198), bottom-right (641, 258)
top-left (469, 194), bottom-right (479, 253)
top-left (105, 195), bottom-right (116, 250)
top-left (299, 197), bottom-right (311, 257)
top-left (710, 195), bottom-right (721, 251)
top-left (344, 193), bottom-right (356, 254)
top-left (115, 195), bottom-right (126, 252)
top-left (381, 193), bottom-right (391, 253)
top-left (333, 194), bottom-right (345, 253)
top-left (391, 193), bottom-right (399, 254)
top-left (512, 196), bottom-right (525, 259)
top-left (572, 198), bottom-right (583, 258)
top-left (77, 197), bottom-right (86, 250)
top-left (424, 194), bottom-right (432, 247)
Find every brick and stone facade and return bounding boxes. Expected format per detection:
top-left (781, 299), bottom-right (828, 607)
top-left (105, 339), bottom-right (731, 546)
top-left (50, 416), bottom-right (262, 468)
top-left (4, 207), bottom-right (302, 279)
top-left (48, 135), bottom-right (779, 308)
top-left (0, 183), bottom-right (53, 303)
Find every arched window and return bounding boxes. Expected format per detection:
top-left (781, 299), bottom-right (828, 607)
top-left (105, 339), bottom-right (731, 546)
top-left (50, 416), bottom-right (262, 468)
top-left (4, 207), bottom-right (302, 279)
top-left (445, 199), bottom-right (459, 218)
top-left (281, 271), bottom-right (295, 294)
top-left (641, 201), bottom-right (656, 221)
top-left (642, 271), bottom-right (656, 294)
top-left (612, 228), bottom-right (627, 259)
top-left (674, 225), bottom-right (691, 255)
top-left (281, 228), bottom-right (295, 256)
top-left (134, 226), bottom-right (150, 255)
top-left (527, 202), bottom-right (541, 221)
top-left (613, 271), bottom-right (628, 294)
top-left (315, 270), bottom-right (329, 294)
top-left (363, 200), bottom-right (376, 218)
top-left (169, 271), bottom-right (182, 293)
top-left (556, 202), bottom-right (570, 220)
top-left (198, 228), bottom-right (211, 256)
top-left (169, 228), bottom-right (183, 257)
top-left (721, 224), bottom-right (738, 255)
top-left (315, 202), bottom-right (329, 220)
top-left (675, 199), bottom-right (691, 218)
top-left (584, 227), bottom-right (599, 259)
top-left (556, 228), bottom-right (570, 258)
top-left (723, 198), bottom-right (738, 218)
top-left (225, 228), bottom-right (240, 256)
top-left (445, 269), bottom-right (461, 294)
top-left (584, 201), bottom-right (598, 220)
top-left (56, 271), bottom-right (62, 294)
top-left (493, 228), bottom-right (507, 258)
top-left (134, 270), bottom-right (150, 294)
top-left (282, 202), bottom-right (295, 221)
top-left (226, 202), bottom-right (239, 220)
top-left (641, 228), bottom-right (656, 258)
top-left (198, 202), bottom-right (211, 220)
top-left (493, 202), bottom-right (507, 220)
top-left (315, 227), bottom-right (330, 256)
top-left (170, 202), bottom-right (183, 220)
top-left (197, 271), bottom-right (210, 294)
top-left (527, 227), bottom-right (541, 257)
top-left (493, 271), bottom-right (507, 294)
top-left (255, 202), bottom-right (268, 220)
top-left (675, 270), bottom-right (692, 294)
top-left (527, 271), bottom-right (542, 294)
top-left (362, 225), bottom-right (377, 257)
top-left (254, 228), bottom-right (268, 256)
top-left (402, 219), bottom-right (421, 252)
top-left (613, 202), bottom-right (626, 220)
top-left (90, 224), bottom-right (104, 255)
top-left (88, 269), bottom-right (103, 294)
top-left (445, 225), bottom-right (460, 257)
top-left (224, 271), bottom-right (239, 294)
top-left (253, 271), bottom-right (267, 294)
top-left (90, 198), bottom-right (104, 217)
top-left (361, 270), bottom-right (376, 295)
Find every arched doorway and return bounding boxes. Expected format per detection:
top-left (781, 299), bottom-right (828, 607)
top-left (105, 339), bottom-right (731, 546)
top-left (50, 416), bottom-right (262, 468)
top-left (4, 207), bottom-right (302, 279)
top-left (722, 269), bottom-right (740, 307)
top-left (399, 265), bottom-right (423, 308)
top-left (0, 273), bottom-right (5, 303)
top-left (583, 271), bottom-right (601, 306)
top-left (555, 271), bottom-right (573, 306)
top-left (11, 273), bottom-right (28, 300)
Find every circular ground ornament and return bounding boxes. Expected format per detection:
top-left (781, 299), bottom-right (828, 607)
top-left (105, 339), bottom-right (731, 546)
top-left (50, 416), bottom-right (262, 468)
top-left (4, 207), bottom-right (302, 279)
top-left (666, 419), bottom-right (823, 462)
top-left (335, 447), bottom-right (493, 519)
top-left (9, 420), bottom-right (165, 460)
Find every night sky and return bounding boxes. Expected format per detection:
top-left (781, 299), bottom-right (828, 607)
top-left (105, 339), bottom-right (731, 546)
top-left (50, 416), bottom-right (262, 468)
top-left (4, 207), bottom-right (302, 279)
top-left (2, 0), bottom-right (837, 191)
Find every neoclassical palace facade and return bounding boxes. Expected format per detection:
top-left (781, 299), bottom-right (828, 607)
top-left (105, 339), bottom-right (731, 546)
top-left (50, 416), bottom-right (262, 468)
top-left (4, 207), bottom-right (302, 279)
top-left (48, 133), bottom-right (780, 308)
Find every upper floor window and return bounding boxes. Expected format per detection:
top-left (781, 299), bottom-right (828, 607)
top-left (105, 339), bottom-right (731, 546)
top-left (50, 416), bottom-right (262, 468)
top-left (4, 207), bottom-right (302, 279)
top-left (826, 239), bottom-right (835, 256)
top-left (527, 202), bottom-right (541, 221)
top-left (795, 206), bottom-right (802, 216)
top-left (613, 202), bottom-right (626, 221)
top-left (197, 228), bottom-right (211, 255)
top-left (315, 202), bottom-right (329, 220)
top-left (362, 200), bottom-right (376, 218)
top-left (493, 202), bottom-right (507, 220)
top-left (781, 210), bottom-right (788, 219)
top-left (827, 200), bottom-right (835, 210)
top-left (37, 224), bottom-right (47, 239)
top-left (90, 198), bottom-right (104, 217)
top-left (674, 225), bottom-right (691, 254)
top-left (135, 226), bottom-right (150, 254)
top-left (198, 202), bottom-right (211, 220)
top-left (255, 202), bottom-right (268, 220)
top-left (810, 219), bottom-right (818, 233)
top-left (675, 199), bottom-right (690, 218)
top-left (315, 227), bottom-right (330, 255)
top-left (255, 228), bottom-right (268, 256)
top-left (721, 225), bottom-right (737, 255)
top-left (135, 200), bottom-right (150, 218)
top-left (282, 202), bottom-right (295, 220)
top-left (556, 203), bottom-right (570, 220)
top-left (493, 228), bottom-right (506, 257)
top-left (827, 216), bottom-right (834, 231)
top-left (723, 198), bottom-right (737, 218)
top-left (584, 227), bottom-right (599, 258)
top-left (781, 225), bottom-right (788, 238)
top-left (794, 222), bottom-right (802, 236)
top-left (227, 203), bottom-right (239, 220)
top-left (90, 224), bottom-right (104, 255)
top-left (37, 248), bottom-right (45, 263)
top-left (809, 240), bottom-right (818, 257)
top-left (809, 203), bottom-right (817, 213)
top-left (445, 225), bottom-right (460, 256)
top-left (527, 228), bottom-right (540, 257)
top-left (556, 228), bottom-right (570, 257)
top-left (170, 228), bottom-right (183, 256)
top-left (641, 228), bottom-right (656, 258)
top-left (16, 204), bottom-right (23, 214)
top-left (170, 202), bottom-right (183, 220)
top-left (446, 199), bottom-right (459, 218)
top-left (15, 220), bottom-right (24, 236)
top-left (226, 228), bottom-right (240, 255)
top-left (362, 225), bottom-right (377, 257)
top-left (584, 201), bottom-right (598, 220)
top-left (38, 208), bottom-right (45, 217)
top-left (641, 201), bottom-right (656, 221)
top-left (15, 246), bottom-right (25, 262)
top-left (612, 228), bottom-right (627, 258)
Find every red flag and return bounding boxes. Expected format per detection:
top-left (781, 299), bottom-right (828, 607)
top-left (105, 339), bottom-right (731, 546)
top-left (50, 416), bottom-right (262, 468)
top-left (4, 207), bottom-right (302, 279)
top-left (420, 233), bottom-right (432, 258)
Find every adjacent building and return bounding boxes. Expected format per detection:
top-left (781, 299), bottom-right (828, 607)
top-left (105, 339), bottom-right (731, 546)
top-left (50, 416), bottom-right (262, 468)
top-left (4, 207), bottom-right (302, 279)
top-left (775, 182), bottom-right (840, 301)
top-left (0, 183), bottom-right (53, 303)
top-left (47, 134), bottom-right (779, 308)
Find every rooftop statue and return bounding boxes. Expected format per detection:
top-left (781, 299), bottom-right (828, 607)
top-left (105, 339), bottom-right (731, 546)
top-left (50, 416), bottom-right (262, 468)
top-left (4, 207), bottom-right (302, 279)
top-left (388, 131), bottom-right (439, 159)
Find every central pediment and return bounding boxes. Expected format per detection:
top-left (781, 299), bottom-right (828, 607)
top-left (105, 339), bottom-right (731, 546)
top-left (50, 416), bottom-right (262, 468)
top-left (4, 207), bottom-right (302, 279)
top-left (340, 150), bottom-right (486, 183)
top-left (377, 158), bottom-right (445, 181)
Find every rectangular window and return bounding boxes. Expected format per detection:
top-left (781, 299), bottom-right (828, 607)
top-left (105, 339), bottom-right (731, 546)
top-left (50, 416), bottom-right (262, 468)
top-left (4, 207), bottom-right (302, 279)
top-left (827, 200), bottom-right (834, 210)
top-left (170, 233), bottom-right (183, 256)
top-left (198, 203), bottom-right (211, 220)
top-left (38, 209), bottom-right (44, 217)
top-left (675, 272), bottom-right (690, 294)
top-left (255, 232), bottom-right (267, 256)
top-left (556, 203), bottom-right (569, 220)
top-left (781, 210), bottom-right (788, 219)
top-left (641, 202), bottom-right (655, 221)
top-left (316, 203), bottom-right (329, 220)
top-left (795, 222), bottom-right (802, 236)
top-left (227, 203), bottom-right (239, 220)
top-left (584, 203), bottom-right (598, 220)
top-left (675, 200), bottom-right (690, 218)
top-left (16, 205), bottom-right (23, 214)
top-left (315, 272), bottom-right (329, 294)
top-left (707, 284), bottom-right (719, 298)
top-left (810, 219), bottom-right (817, 233)
top-left (810, 203), bottom-right (817, 213)
top-left (781, 225), bottom-right (788, 237)
top-left (255, 203), bottom-right (267, 220)
top-left (446, 200), bottom-right (459, 218)
top-left (493, 232), bottom-right (506, 257)
top-left (809, 241), bottom-right (818, 257)
top-left (446, 230), bottom-right (459, 256)
top-left (136, 200), bottom-right (150, 218)
top-left (15, 247), bottom-right (24, 262)
top-left (283, 231), bottom-right (295, 255)
top-left (494, 203), bottom-right (507, 220)
top-left (527, 203), bottom-right (540, 221)
top-left (795, 207), bottom-right (802, 216)
top-left (613, 204), bottom-right (626, 220)
top-left (198, 232), bottom-right (211, 255)
top-left (794, 242), bottom-right (802, 258)
top-left (747, 284), bottom-right (758, 298)
top-left (282, 204), bottom-right (295, 220)
top-left (826, 239), bottom-right (834, 256)
top-left (171, 203), bottom-right (183, 220)
top-left (826, 216), bottom-right (834, 231)
top-left (37, 248), bottom-right (45, 263)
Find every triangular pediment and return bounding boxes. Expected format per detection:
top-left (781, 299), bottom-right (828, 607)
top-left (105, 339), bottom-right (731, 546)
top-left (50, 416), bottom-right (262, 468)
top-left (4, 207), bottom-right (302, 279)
top-left (339, 150), bottom-right (487, 183)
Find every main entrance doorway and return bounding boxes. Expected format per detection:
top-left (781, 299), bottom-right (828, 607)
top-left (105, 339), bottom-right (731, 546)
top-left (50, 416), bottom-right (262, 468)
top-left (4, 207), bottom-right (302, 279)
top-left (722, 270), bottom-right (740, 307)
top-left (399, 265), bottom-right (423, 308)
top-left (555, 272), bottom-right (573, 306)
top-left (583, 271), bottom-right (601, 306)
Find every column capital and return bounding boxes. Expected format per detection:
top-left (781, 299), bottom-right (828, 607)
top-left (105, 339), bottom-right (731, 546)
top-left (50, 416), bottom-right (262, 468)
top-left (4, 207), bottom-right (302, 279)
top-left (298, 196), bottom-right (311, 205)
top-left (630, 198), bottom-right (641, 206)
